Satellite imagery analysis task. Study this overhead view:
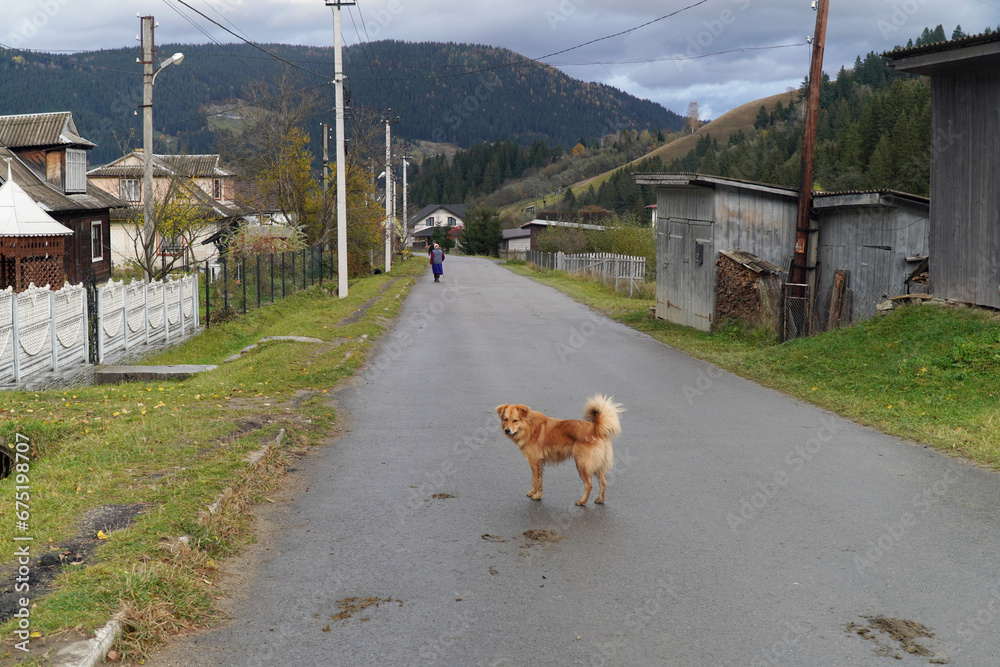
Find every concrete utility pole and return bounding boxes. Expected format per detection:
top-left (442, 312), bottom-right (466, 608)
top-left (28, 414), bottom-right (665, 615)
top-left (401, 155), bottom-right (409, 247)
top-left (326, 0), bottom-right (353, 298)
top-left (383, 110), bottom-right (399, 272)
top-left (792, 0), bottom-right (829, 307)
top-left (139, 16), bottom-right (182, 282)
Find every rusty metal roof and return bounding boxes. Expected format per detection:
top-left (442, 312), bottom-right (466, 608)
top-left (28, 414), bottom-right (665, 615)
top-left (0, 112), bottom-right (96, 149)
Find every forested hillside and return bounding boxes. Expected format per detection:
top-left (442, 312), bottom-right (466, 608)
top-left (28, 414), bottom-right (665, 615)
top-left (547, 24), bottom-right (994, 220)
top-left (0, 40), bottom-right (684, 166)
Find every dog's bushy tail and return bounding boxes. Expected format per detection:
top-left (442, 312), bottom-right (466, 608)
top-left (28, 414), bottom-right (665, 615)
top-left (584, 394), bottom-right (623, 440)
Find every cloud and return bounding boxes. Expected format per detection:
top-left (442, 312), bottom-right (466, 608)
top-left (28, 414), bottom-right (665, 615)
top-left (5, 0), bottom-right (996, 119)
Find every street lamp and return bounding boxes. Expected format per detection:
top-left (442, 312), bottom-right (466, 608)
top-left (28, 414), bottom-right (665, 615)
top-left (140, 15), bottom-right (183, 280)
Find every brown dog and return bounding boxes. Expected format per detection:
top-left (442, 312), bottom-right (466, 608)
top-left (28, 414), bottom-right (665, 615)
top-left (496, 395), bottom-right (622, 505)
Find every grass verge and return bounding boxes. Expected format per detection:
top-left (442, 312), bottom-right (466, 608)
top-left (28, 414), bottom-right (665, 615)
top-left (504, 261), bottom-right (1000, 468)
top-left (0, 257), bottom-right (427, 663)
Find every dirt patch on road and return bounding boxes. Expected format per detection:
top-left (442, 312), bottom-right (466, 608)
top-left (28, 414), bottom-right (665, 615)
top-left (847, 616), bottom-right (949, 663)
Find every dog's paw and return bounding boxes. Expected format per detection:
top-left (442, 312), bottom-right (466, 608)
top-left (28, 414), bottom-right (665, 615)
top-left (529, 492), bottom-right (543, 501)
top-left (575, 499), bottom-right (587, 506)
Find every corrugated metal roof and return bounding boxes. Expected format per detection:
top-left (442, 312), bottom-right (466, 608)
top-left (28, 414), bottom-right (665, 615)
top-left (883, 30), bottom-right (1000, 59)
top-left (0, 112), bottom-right (96, 149)
top-left (88, 152), bottom-right (230, 178)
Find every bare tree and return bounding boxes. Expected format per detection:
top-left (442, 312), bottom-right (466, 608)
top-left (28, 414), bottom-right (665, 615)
top-left (687, 101), bottom-right (700, 134)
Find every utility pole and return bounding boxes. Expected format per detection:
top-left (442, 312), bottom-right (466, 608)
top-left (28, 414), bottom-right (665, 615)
top-left (401, 155), bottom-right (409, 248)
top-left (383, 109), bottom-right (399, 272)
top-left (326, 0), bottom-right (353, 298)
top-left (791, 0), bottom-right (829, 332)
top-left (322, 122), bottom-right (329, 197)
top-left (140, 17), bottom-right (155, 282)
top-left (139, 16), bottom-right (183, 282)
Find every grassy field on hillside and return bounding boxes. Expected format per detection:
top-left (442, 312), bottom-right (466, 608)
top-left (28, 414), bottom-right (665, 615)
top-left (504, 261), bottom-right (1000, 469)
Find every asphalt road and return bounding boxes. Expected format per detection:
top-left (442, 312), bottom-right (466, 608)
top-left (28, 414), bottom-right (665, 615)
top-left (147, 256), bottom-right (1000, 666)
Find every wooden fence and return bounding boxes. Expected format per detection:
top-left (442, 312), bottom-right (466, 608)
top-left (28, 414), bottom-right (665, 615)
top-left (502, 249), bottom-right (647, 296)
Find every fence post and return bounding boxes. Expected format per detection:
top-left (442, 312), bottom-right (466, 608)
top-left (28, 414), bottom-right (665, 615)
top-left (223, 258), bottom-right (229, 313)
top-left (270, 253), bottom-right (275, 303)
top-left (241, 256), bottom-right (247, 314)
top-left (48, 291), bottom-right (58, 373)
top-left (256, 255), bottom-right (261, 310)
top-left (143, 281), bottom-right (150, 346)
top-left (162, 279), bottom-right (169, 343)
top-left (11, 291), bottom-right (19, 384)
top-left (204, 261), bottom-right (210, 328)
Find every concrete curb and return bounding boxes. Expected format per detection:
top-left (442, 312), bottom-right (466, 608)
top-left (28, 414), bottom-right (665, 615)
top-left (52, 428), bottom-right (287, 667)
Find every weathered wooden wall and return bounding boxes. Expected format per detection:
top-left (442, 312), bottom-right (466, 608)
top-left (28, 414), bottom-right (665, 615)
top-left (814, 197), bottom-right (929, 327)
top-left (929, 67), bottom-right (1000, 308)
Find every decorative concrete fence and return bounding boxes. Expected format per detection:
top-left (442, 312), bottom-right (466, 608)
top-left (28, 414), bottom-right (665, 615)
top-left (0, 282), bottom-right (89, 387)
top-left (1, 274), bottom-right (200, 389)
top-left (96, 275), bottom-right (199, 363)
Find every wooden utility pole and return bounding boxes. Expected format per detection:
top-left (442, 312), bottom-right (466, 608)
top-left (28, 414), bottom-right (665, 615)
top-left (792, 0), bottom-right (830, 290)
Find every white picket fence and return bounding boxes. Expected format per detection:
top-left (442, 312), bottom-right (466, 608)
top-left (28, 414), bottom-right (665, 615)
top-left (0, 274), bottom-right (199, 389)
top-left (521, 250), bottom-right (647, 296)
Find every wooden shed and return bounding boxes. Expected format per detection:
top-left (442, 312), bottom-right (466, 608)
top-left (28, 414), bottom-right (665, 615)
top-left (0, 168), bottom-right (74, 291)
top-left (886, 31), bottom-right (1000, 308)
top-left (812, 190), bottom-right (930, 328)
top-left (635, 173), bottom-right (931, 334)
top-left (633, 173), bottom-right (798, 331)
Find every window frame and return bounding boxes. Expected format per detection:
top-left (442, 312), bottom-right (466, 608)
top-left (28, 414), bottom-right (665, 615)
top-left (90, 220), bottom-right (104, 262)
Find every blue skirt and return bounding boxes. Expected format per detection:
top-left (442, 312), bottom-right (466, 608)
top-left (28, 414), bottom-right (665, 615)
top-left (432, 263), bottom-right (443, 276)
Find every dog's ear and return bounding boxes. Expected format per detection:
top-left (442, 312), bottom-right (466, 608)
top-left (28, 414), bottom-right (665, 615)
top-left (495, 404), bottom-right (508, 417)
top-left (516, 405), bottom-right (530, 419)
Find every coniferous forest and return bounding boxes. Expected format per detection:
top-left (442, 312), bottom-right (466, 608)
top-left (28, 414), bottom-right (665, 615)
top-left (409, 25), bottom-right (994, 219)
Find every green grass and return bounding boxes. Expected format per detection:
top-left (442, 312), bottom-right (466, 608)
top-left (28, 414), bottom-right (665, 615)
top-left (504, 262), bottom-right (1000, 468)
top-left (0, 257), bottom-right (427, 662)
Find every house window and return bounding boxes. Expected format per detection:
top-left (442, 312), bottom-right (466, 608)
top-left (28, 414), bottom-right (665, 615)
top-left (425, 217), bottom-right (435, 227)
top-left (120, 178), bottom-right (141, 202)
top-left (448, 217), bottom-right (457, 226)
top-left (66, 148), bottom-right (87, 193)
top-left (90, 221), bottom-right (103, 262)
top-left (213, 178), bottom-right (223, 200)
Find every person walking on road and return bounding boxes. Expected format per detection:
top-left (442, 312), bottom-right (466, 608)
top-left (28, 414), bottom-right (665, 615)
top-left (430, 243), bottom-right (445, 282)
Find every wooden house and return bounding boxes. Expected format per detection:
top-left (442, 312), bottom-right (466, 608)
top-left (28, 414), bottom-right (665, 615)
top-left (0, 165), bottom-right (74, 291)
top-left (409, 204), bottom-right (468, 249)
top-left (885, 31), bottom-right (1000, 308)
top-left (634, 173), bottom-right (930, 333)
top-left (0, 112), bottom-right (123, 285)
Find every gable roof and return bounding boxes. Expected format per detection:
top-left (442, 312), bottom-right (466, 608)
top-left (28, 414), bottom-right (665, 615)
top-left (407, 204), bottom-right (468, 225)
top-left (88, 152), bottom-right (232, 179)
top-left (0, 111), bottom-right (96, 150)
top-left (0, 164), bottom-right (73, 237)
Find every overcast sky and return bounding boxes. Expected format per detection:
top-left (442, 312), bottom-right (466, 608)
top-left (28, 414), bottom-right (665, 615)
top-left (6, 0), bottom-right (998, 119)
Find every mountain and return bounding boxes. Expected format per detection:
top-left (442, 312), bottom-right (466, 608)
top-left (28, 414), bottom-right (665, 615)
top-left (0, 41), bottom-right (685, 166)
